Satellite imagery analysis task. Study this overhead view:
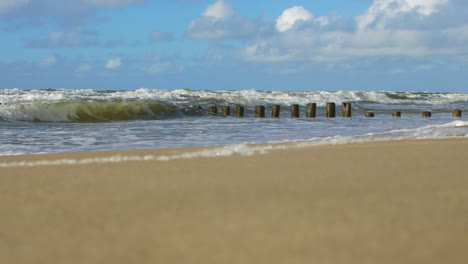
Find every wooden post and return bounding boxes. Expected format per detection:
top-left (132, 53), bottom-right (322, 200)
top-left (271, 105), bottom-right (280, 118)
top-left (393, 111), bottom-right (401, 118)
top-left (365, 112), bottom-right (375, 118)
top-left (306, 103), bottom-right (316, 118)
top-left (452, 109), bottom-right (462, 118)
top-left (342, 102), bottom-right (351, 118)
top-left (236, 106), bottom-right (244, 117)
top-left (255, 105), bottom-right (265, 118)
top-left (422, 111), bottom-right (432, 118)
top-left (209, 106), bottom-right (217, 115)
top-left (222, 106), bottom-right (230, 117)
top-left (326, 102), bottom-right (336, 118)
top-left (291, 104), bottom-right (299, 118)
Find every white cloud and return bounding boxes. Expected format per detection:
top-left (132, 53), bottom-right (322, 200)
top-left (243, 41), bottom-right (294, 62)
top-left (106, 58), bottom-right (122, 69)
top-left (187, 0), bottom-right (260, 40)
top-left (241, 0), bottom-right (465, 64)
top-left (275, 6), bottom-right (313, 32)
top-left (0, 0), bottom-right (29, 15)
top-left (243, 28), bottom-right (457, 63)
top-left (202, 0), bottom-right (233, 20)
top-left (356, 0), bottom-right (449, 31)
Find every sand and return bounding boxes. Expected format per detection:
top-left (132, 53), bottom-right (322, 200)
top-left (1, 138), bottom-right (467, 264)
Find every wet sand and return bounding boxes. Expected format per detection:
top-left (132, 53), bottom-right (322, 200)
top-left (1, 138), bottom-right (468, 264)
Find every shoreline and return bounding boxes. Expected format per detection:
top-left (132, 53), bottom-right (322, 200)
top-left (1, 138), bottom-right (468, 263)
top-left (1, 136), bottom-right (467, 164)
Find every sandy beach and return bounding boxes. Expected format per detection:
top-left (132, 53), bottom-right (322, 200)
top-left (1, 138), bottom-right (467, 264)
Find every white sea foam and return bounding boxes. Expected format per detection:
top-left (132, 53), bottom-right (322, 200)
top-left (1, 88), bottom-right (467, 107)
top-left (455, 121), bottom-right (468, 127)
top-left (0, 144), bottom-right (284, 168)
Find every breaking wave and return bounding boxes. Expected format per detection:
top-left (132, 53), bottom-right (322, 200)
top-left (0, 100), bottom-right (198, 122)
top-left (1, 88), bottom-right (466, 122)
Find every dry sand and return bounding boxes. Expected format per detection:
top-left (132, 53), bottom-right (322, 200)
top-left (1, 138), bottom-right (467, 264)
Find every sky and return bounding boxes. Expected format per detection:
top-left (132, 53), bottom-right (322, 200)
top-left (0, 0), bottom-right (467, 92)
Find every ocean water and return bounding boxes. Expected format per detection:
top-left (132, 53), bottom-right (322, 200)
top-left (0, 88), bottom-right (467, 156)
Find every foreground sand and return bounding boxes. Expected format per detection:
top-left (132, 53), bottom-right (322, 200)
top-left (1, 138), bottom-right (467, 264)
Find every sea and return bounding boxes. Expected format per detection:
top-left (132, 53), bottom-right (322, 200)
top-left (0, 88), bottom-right (467, 156)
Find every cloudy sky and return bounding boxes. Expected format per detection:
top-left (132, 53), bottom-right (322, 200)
top-left (1, 0), bottom-right (467, 91)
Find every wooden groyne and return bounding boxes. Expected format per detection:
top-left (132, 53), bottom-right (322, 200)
top-left (342, 103), bottom-right (352, 118)
top-left (236, 106), bottom-right (244, 118)
top-left (206, 103), bottom-right (463, 119)
top-left (271, 105), bottom-right (280, 118)
top-left (422, 111), bottom-right (432, 118)
top-left (255, 106), bottom-right (265, 118)
top-left (306, 103), bottom-right (316, 118)
top-left (222, 106), bottom-right (230, 117)
top-left (290, 104), bottom-right (300, 118)
top-left (326, 103), bottom-right (336, 118)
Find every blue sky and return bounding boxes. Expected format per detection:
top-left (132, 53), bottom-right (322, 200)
top-left (0, 0), bottom-right (467, 91)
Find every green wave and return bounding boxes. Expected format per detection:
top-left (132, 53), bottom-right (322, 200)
top-left (1, 100), bottom-right (194, 122)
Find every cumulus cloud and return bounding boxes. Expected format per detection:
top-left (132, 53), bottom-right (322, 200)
top-left (106, 58), bottom-right (122, 69)
top-left (242, 0), bottom-right (465, 64)
top-left (275, 6), bottom-right (314, 32)
top-left (202, 0), bottom-right (234, 20)
top-left (187, 0), bottom-right (262, 40)
top-left (356, 0), bottom-right (449, 31)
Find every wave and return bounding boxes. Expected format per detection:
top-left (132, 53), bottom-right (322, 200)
top-left (1, 88), bottom-right (466, 122)
top-left (0, 100), bottom-right (203, 122)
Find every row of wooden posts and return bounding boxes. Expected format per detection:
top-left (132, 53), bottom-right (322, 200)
top-left (207, 103), bottom-right (463, 118)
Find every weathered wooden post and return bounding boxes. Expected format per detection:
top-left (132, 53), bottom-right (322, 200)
top-left (236, 106), bottom-right (244, 117)
top-left (452, 109), bottom-right (462, 118)
top-left (342, 102), bottom-right (352, 118)
top-left (422, 111), bottom-right (432, 118)
top-left (326, 102), bottom-right (336, 118)
top-left (393, 111), bottom-right (401, 118)
top-left (291, 104), bottom-right (299, 118)
top-left (365, 112), bottom-right (375, 118)
top-left (271, 105), bottom-right (280, 118)
top-left (255, 105), bottom-right (265, 118)
top-left (222, 106), bottom-right (230, 117)
top-left (209, 106), bottom-right (218, 115)
top-left (306, 103), bottom-right (316, 118)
